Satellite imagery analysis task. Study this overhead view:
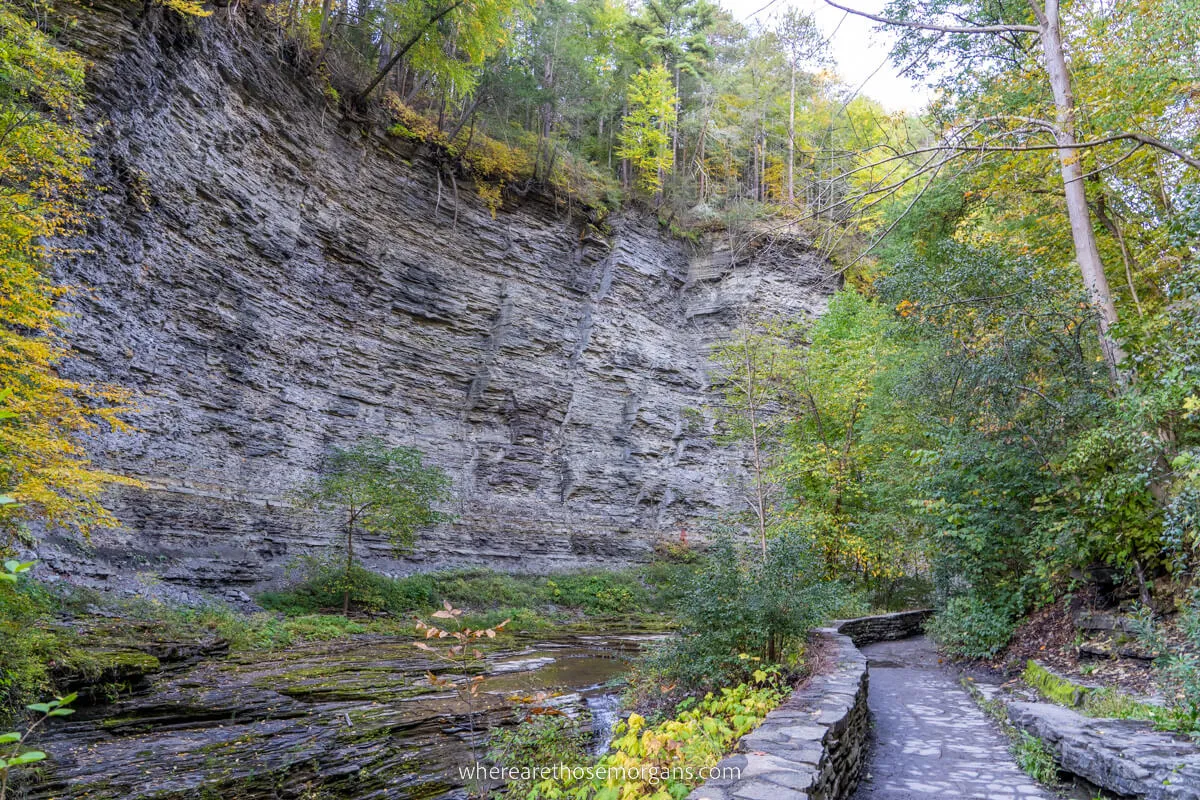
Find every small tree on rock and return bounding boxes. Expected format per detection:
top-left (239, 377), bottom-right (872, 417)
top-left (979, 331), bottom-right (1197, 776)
top-left (295, 438), bottom-right (452, 614)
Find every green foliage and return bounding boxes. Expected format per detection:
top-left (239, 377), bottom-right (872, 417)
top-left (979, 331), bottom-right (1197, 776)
top-left (0, 564), bottom-right (63, 709)
top-left (646, 528), bottom-right (842, 691)
top-left (526, 668), bottom-right (786, 800)
top-left (1022, 661), bottom-right (1160, 723)
top-left (779, 291), bottom-right (927, 578)
top-left (545, 573), bottom-right (637, 614)
top-left (1012, 731), bottom-right (1059, 785)
top-left (259, 557), bottom-right (437, 614)
top-left (488, 714), bottom-right (592, 798)
top-left (0, 563), bottom-right (74, 800)
top-left (293, 438), bottom-right (451, 611)
top-left (926, 594), bottom-right (1018, 660)
top-left (710, 292), bottom-right (931, 602)
top-left (616, 63), bottom-right (677, 196)
top-left (1, 691), bottom-right (74, 800)
top-left (259, 563), bottom-right (673, 619)
top-left (1134, 593), bottom-right (1200, 734)
top-left (296, 438), bottom-right (452, 555)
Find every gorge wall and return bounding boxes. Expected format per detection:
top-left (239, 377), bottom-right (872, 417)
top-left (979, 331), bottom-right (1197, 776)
top-left (40, 2), bottom-right (834, 597)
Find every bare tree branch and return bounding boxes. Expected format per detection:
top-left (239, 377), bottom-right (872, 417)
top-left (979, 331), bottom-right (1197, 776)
top-left (819, 0), bottom-right (1039, 34)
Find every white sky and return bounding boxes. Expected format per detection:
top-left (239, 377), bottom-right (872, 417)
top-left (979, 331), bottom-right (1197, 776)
top-left (719, 0), bottom-right (933, 113)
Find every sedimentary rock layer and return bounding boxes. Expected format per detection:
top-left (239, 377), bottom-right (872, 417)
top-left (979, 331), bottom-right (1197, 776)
top-left (41, 3), bottom-right (832, 595)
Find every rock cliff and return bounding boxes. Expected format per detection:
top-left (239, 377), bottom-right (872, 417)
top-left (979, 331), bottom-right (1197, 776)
top-left (41, 3), bottom-right (833, 596)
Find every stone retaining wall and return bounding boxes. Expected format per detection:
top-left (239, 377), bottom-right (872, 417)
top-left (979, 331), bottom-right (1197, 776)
top-left (835, 610), bottom-right (933, 647)
top-left (1006, 700), bottom-right (1200, 800)
top-left (686, 610), bottom-right (931, 800)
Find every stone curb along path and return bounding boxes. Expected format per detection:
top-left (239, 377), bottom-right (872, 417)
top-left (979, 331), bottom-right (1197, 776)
top-left (686, 611), bottom-right (930, 800)
top-left (1005, 698), bottom-right (1200, 799)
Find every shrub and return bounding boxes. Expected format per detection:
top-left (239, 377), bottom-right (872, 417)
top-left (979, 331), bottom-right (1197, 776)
top-left (434, 569), bottom-right (539, 609)
top-left (1133, 591), bottom-right (1200, 734)
top-left (0, 571), bottom-right (62, 710)
top-left (259, 557), bottom-right (436, 615)
top-left (1012, 731), bottom-right (1059, 784)
top-left (526, 668), bottom-right (786, 800)
top-left (488, 714), bottom-right (592, 797)
top-left (545, 572), bottom-right (647, 614)
top-left (927, 593), bottom-right (1018, 659)
top-left (645, 528), bottom-right (843, 691)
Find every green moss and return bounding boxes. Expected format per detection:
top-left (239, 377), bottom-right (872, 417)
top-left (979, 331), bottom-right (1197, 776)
top-left (1022, 660), bottom-right (1159, 722)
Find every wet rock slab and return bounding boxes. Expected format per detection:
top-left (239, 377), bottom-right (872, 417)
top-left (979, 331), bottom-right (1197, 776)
top-left (28, 632), bottom-right (647, 799)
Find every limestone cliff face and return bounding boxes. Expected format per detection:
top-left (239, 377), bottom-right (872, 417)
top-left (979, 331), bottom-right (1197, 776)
top-left (41, 4), bottom-right (833, 595)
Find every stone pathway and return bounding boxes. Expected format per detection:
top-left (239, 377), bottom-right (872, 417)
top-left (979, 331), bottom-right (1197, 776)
top-left (852, 636), bottom-right (1052, 800)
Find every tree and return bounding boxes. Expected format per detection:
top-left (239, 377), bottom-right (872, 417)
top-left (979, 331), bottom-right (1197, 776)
top-left (711, 321), bottom-right (800, 559)
top-left (0, 7), bottom-right (134, 551)
top-left (355, 0), bottom-right (529, 103)
top-left (295, 439), bottom-right (452, 614)
top-left (773, 10), bottom-right (825, 205)
top-left (617, 63), bottom-right (678, 196)
top-left (820, 0), bottom-right (1200, 379)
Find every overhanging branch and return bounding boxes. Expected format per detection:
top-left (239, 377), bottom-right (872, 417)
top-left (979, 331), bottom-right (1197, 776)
top-left (819, 0), bottom-right (1040, 34)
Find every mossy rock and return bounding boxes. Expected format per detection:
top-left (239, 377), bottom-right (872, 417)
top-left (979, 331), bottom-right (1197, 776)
top-left (52, 648), bottom-right (162, 699)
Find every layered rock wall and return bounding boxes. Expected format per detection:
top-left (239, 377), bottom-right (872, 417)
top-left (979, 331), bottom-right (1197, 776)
top-left (41, 3), bottom-right (833, 594)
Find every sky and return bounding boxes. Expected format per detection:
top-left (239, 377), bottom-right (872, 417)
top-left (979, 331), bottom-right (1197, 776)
top-left (720, 0), bottom-right (933, 113)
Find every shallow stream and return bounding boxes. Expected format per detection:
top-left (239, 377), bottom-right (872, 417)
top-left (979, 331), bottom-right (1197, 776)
top-left (32, 629), bottom-right (658, 799)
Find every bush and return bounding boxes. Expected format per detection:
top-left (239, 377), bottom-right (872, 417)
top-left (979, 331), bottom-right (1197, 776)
top-left (527, 668), bottom-right (786, 800)
top-left (488, 714), bottom-right (592, 797)
top-left (1134, 591), bottom-right (1200, 734)
top-left (0, 575), bottom-right (65, 711)
top-left (644, 528), bottom-right (843, 691)
top-left (258, 557), bottom-right (437, 615)
top-left (545, 572), bottom-right (647, 614)
top-left (1012, 731), bottom-right (1059, 784)
top-left (434, 569), bottom-right (541, 609)
top-left (927, 593), bottom-right (1018, 659)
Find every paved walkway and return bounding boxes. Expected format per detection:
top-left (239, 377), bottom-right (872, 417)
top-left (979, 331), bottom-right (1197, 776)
top-left (852, 637), bottom-right (1051, 800)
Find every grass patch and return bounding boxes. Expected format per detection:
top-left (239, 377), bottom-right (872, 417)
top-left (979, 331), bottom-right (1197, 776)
top-left (256, 559), bottom-right (696, 621)
top-left (1022, 660), bottom-right (1159, 722)
top-left (1012, 730), bottom-right (1059, 784)
top-left (961, 677), bottom-right (1065, 789)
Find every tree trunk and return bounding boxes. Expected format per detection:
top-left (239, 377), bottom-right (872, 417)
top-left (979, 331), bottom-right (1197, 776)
top-left (787, 64), bottom-right (796, 205)
top-left (319, 0), bottom-right (333, 40)
top-left (1091, 193), bottom-right (1144, 316)
top-left (672, 64), bottom-right (681, 167)
top-left (356, 1), bottom-right (465, 104)
top-left (742, 340), bottom-right (769, 561)
top-left (343, 510), bottom-right (355, 615)
top-left (1035, 0), bottom-right (1127, 379)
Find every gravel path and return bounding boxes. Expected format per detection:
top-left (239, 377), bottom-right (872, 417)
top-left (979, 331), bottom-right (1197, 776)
top-left (852, 636), bottom-right (1052, 800)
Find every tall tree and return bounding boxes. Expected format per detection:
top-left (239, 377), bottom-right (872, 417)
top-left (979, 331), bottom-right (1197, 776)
top-left (773, 10), bottom-right (824, 205)
top-left (617, 63), bottom-right (678, 196)
top-left (822, 0), bottom-right (1200, 379)
top-left (356, 0), bottom-right (529, 103)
